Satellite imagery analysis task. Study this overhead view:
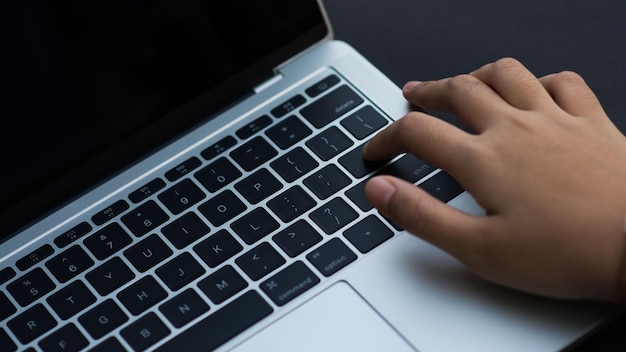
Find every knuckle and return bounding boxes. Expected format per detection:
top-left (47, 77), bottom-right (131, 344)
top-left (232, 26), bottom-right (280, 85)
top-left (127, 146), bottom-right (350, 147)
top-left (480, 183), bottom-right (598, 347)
top-left (445, 74), bottom-right (482, 96)
top-left (492, 57), bottom-right (523, 71)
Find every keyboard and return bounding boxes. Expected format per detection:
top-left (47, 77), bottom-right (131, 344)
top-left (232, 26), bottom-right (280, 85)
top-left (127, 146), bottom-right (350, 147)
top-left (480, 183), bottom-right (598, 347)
top-left (0, 69), bottom-right (464, 352)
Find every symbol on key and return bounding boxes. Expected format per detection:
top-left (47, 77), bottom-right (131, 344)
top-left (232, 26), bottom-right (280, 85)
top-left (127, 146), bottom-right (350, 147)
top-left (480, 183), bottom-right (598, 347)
top-left (265, 281), bottom-right (278, 290)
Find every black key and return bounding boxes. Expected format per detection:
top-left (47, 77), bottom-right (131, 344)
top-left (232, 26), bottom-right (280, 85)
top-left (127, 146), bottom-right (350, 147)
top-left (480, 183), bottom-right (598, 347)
top-left (0, 292), bottom-right (16, 322)
top-left (118, 276), bottom-right (167, 316)
top-left (129, 178), bottom-right (166, 204)
top-left (270, 147), bottom-right (319, 182)
top-left (0, 267), bottom-right (16, 286)
top-left (198, 265), bottom-right (248, 304)
top-left (345, 178), bottom-right (372, 211)
top-left (162, 212), bottom-right (210, 249)
top-left (194, 157), bottom-right (242, 193)
top-left (156, 252), bottom-right (206, 291)
top-left (236, 242), bottom-right (285, 281)
top-left (338, 143), bottom-right (386, 178)
top-left (0, 328), bottom-right (17, 352)
top-left (200, 135), bottom-right (237, 161)
top-left (260, 261), bottom-right (319, 306)
top-left (47, 280), bottom-right (96, 320)
top-left (121, 312), bottom-right (170, 352)
top-left (272, 219), bottom-right (322, 258)
top-left (165, 156), bottom-right (202, 182)
top-left (340, 105), bottom-right (388, 140)
top-left (303, 164), bottom-right (352, 200)
top-left (46, 245), bottom-right (94, 283)
top-left (305, 126), bottom-right (353, 161)
top-left (54, 222), bottom-right (92, 248)
top-left (271, 94), bottom-right (306, 118)
top-left (159, 288), bottom-right (209, 328)
top-left (8, 303), bottom-right (57, 344)
top-left (38, 323), bottom-right (88, 352)
top-left (16, 244), bottom-right (54, 271)
top-left (301, 85), bottom-right (364, 128)
top-left (158, 178), bottom-right (206, 215)
top-left (198, 190), bottom-right (247, 226)
top-left (7, 267), bottom-right (56, 307)
top-left (378, 153), bottom-right (435, 184)
top-left (267, 186), bottom-right (316, 223)
top-left (419, 171), bottom-right (465, 203)
top-left (344, 215), bottom-right (394, 253)
top-left (305, 74), bottom-right (340, 98)
top-left (89, 337), bottom-right (126, 352)
top-left (306, 238), bottom-right (357, 277)
top-left (309, 198), bottom-right (358, 234)
top-left (230, 136), bottom-right (277, 171)
top-left (85, 222), bottom-right (132, 260)
top-left (86, 256), bottom-right (135, 296)
top-left (121, 200), bottom-right (170, 237)
top-left (79, 299), bottom-right (128, 339)
top-left (265, 116), bottom-right (312, 149)
top-left (154, 291), bottom-right (272, 352)
top-left (231, 208), bottom-right (279, 245)
top-left (124, 234), bottom-right (173, 272)
top-left (193, 229), bottom-right (243, 268)
top-left (236, 115), bottom-right (272, 139)
top-left (92, 199), bottom-right (130, 226)
top-left (235, 168), bottom-right (283, 204)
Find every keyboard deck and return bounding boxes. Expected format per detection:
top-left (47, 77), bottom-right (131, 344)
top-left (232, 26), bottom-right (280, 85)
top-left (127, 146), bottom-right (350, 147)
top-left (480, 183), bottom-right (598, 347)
top-left (0, 70), bottom-right (463, 352)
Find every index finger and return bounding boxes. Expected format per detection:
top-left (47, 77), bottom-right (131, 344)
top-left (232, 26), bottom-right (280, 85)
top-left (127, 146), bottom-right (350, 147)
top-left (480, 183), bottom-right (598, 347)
top-left (363, 109), bottom-right (473, 173)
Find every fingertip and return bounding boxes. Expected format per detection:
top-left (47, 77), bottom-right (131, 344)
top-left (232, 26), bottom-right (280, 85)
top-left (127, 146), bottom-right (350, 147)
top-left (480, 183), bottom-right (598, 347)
top-left (403, 81), bottom-right (423, 92)
top-left (364, 176), bottom-right (397, 212)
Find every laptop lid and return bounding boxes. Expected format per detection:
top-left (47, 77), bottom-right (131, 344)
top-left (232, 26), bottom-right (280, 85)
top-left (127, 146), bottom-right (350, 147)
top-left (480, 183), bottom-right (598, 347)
top-left (0, 0), bottom-right (328, 242)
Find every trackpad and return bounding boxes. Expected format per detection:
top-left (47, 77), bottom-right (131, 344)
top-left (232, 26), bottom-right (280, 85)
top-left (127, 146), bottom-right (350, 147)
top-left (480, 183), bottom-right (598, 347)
top-left (231, 281), bottom-right (416, 351)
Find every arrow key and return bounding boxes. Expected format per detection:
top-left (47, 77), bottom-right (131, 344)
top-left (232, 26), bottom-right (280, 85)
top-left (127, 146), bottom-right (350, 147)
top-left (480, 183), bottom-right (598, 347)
top-left (344, 215), bottom-right (393, 254)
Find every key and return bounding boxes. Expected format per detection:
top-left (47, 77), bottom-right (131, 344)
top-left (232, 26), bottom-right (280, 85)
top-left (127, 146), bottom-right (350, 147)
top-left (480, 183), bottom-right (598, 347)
top-left (117, 276), bottom-right (167, 316)
top-left (8, 304), bottom-right (57, 344)
top-left (158, 179), bottom-right (206, 215)
top-left (159, 288), bottom-right (209, 328)
top-left (260, 261), bottom-right (319, 306)
top-left (47, 280), bottom-right (96, 320)
top-left (78, 299), bottom-right (128, 339)
top-left (156, 252), bottom-right (205, 291)
top-left (306, 238), bottom-right (357, 277)
top-left (162, 212), bottom-right (210, 249)
top-left (193, 229), bottom-right (243, 268)
top-left (309, 198), bottom-right (358, 234)
top-left (46, 245), bottom-right (94, 283)
top-left (235, 242), bottom-right (285, 281)
top-left (267, 186), bottom-right (316, 222)
top-left (86, 256), bottom-right (135, 296)
top-left (194, 157), bottom-right (242, 193)
top-left (301, 85), bottom-right (364, 128)
top-left (154, 291), bottom-right (272, 352)
top-left (198, 265), bottom-right (248, 305)
top-left (121, 312), bottom-right (170, 352)
top-left (343, 215), bottom-right (394, 253)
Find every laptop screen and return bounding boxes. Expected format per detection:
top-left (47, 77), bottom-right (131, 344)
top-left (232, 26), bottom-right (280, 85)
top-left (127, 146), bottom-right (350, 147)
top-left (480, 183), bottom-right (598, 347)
top-left (0, 0), bottom-right (328, 241)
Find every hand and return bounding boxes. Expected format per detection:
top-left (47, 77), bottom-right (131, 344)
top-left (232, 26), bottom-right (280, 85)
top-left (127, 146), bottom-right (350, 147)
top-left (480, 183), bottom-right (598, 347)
top-left (363, 58), bottom-right (626, 303)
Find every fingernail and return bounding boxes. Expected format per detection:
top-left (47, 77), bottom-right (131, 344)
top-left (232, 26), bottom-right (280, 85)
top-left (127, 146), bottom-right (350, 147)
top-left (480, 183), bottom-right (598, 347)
top-left (403, 81), bottom-right (423, 91)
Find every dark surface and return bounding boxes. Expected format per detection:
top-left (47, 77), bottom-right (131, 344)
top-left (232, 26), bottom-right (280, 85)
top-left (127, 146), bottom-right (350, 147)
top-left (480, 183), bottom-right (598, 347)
top-left (323, 0), bottom-right (626, 350)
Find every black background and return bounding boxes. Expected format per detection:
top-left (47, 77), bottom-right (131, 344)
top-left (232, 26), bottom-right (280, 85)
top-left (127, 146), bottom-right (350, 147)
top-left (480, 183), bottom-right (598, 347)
top-left (323, 0), bottom-right (626, 350)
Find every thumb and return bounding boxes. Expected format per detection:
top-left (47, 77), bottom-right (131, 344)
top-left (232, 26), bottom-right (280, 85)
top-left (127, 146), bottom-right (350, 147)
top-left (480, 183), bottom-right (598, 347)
top-left (365, 175), bottom-right (484, 256)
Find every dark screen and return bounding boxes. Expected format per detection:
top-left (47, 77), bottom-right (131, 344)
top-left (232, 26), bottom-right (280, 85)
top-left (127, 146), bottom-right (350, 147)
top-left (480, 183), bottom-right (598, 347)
top-left (0, 0), bottom-right (327, 240)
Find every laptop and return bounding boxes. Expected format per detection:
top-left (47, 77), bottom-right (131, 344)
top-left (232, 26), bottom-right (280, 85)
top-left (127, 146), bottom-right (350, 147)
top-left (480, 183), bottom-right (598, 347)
top-left (0, 0), bottom-right (614, 351)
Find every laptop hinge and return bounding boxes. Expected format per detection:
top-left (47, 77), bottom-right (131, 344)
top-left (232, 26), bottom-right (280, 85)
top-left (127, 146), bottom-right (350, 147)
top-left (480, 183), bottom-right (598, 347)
top-left (253, 72), bottom-right (284, 94)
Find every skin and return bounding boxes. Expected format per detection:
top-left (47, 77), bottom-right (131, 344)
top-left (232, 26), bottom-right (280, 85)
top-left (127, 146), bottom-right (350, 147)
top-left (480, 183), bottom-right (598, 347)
top-left (363, 58), bottom-right (626, 303)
